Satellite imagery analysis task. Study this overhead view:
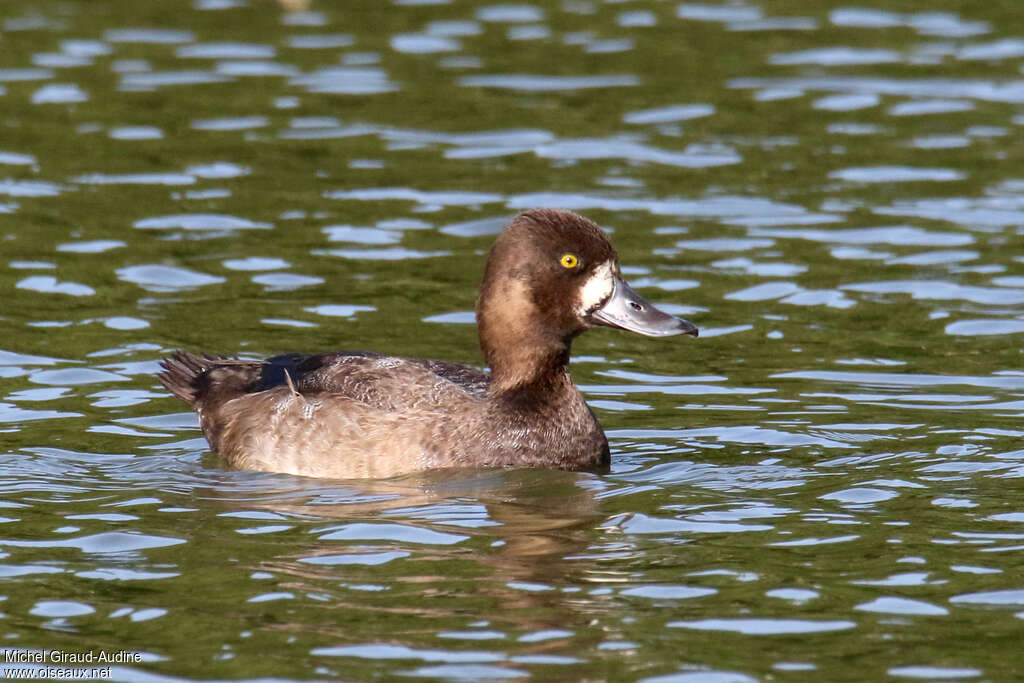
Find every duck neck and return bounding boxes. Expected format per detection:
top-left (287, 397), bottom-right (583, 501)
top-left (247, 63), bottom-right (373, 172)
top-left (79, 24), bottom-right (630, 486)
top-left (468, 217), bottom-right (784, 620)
top-left (480, 326), bottom-right (608, 472)
top-left (486, 338), bottom-right (573, 397)
top-left (477, 276), bottom-right (577, 397)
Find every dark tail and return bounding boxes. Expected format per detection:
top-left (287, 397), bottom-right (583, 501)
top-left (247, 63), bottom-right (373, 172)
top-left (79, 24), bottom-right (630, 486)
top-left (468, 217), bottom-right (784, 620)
top-left (158, 352), bottom-right (214, 405)
top-left (159, 352), bottom-right (268, 407)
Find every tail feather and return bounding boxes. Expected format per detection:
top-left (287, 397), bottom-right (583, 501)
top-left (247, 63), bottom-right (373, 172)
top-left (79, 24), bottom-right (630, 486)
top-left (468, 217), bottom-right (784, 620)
top-left (159, 352), bottom-right (268, 408)
top-left (157, 352), bottom-right (205, 405)
top-left (158, 352), bottom-right (221, 405)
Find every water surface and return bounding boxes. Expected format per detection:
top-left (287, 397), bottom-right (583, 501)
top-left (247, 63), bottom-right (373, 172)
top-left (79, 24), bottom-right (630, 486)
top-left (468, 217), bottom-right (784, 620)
top-left (3, 0), bottom-right (1024, 680)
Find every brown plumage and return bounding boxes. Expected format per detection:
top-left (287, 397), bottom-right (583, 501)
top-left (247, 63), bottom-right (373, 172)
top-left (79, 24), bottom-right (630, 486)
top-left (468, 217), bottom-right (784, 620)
top-left (158, 209), bottom-right (698, 479)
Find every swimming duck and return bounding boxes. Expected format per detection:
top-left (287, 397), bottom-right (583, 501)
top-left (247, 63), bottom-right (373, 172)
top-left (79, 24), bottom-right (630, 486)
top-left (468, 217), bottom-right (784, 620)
top-left (159, 209), bottom-right (697, 479)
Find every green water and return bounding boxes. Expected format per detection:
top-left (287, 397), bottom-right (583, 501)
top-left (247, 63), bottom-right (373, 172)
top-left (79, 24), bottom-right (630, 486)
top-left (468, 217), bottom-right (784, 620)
top-left (2, 0), bottom-right (1024, 680)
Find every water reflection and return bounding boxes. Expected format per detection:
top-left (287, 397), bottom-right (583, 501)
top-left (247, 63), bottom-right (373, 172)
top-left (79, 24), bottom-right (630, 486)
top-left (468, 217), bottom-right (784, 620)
top-left (2, 0), bottom-right (1024, 678)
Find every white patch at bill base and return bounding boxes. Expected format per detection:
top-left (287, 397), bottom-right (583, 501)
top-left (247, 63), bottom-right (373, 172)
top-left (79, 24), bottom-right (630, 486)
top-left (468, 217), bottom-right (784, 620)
top-left (578, 260), bottom-right (616, 314)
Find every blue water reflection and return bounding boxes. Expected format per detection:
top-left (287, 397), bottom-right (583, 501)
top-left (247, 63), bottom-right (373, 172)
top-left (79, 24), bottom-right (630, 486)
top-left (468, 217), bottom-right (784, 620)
top-left (1, 0), bottom-right (1024, 679)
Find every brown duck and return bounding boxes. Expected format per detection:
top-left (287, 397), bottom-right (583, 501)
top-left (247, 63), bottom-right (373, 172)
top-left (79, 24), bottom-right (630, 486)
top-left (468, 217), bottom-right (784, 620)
top-left (159, 209), bottom-right (697, 479)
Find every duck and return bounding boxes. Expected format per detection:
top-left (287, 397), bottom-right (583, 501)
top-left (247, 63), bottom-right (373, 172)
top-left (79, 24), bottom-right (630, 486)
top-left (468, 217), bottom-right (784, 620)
top-left (159, 209), bottom-right (698, 479)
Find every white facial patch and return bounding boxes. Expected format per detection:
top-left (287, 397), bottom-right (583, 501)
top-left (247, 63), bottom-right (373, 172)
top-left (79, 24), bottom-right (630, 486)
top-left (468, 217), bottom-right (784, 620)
top-left (577, 260), bottom-right (616, 314)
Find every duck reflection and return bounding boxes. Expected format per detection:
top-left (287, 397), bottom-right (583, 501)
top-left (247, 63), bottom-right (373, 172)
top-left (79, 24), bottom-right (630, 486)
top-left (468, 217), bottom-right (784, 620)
top-left (242, 467), bottom-right (605, 585)
top-left (199, 467), bottom-right (623, 657)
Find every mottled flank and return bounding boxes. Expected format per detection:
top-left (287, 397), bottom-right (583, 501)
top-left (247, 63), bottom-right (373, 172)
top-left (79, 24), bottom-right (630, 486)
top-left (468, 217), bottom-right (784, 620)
top-left (159, 209), bottom-right (696, 479)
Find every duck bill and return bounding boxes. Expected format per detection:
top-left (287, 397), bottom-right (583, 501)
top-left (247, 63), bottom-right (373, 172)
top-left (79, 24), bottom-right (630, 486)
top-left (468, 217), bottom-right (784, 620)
top-left (590, 277), bottom-right (698, 338)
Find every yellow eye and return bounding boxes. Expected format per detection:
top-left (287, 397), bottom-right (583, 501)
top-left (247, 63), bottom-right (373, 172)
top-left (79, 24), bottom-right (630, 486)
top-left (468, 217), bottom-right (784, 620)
top-left (560, 253), bottom-right (579, 269)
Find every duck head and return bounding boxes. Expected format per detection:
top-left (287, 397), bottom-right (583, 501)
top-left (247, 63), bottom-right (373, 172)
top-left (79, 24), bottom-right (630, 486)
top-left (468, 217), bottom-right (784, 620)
top-left (476, 209), bottom-right (697, 389)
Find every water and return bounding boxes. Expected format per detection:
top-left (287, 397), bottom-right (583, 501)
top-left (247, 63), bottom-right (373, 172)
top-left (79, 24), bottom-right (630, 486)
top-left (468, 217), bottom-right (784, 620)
top-left (2, 0), bottom-right (1024, 679)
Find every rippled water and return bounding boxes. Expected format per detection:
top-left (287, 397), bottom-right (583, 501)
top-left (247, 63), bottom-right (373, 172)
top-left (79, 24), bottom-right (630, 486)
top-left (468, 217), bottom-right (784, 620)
top-left (3, 0), bottom-right (1024, 680)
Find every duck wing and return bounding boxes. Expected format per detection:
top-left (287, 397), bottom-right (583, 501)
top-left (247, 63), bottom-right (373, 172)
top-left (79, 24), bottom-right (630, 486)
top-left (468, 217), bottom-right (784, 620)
top-left (158, 351), bottom-right (490, 478)
top-left (158, 351), bottom-right (490, 412)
